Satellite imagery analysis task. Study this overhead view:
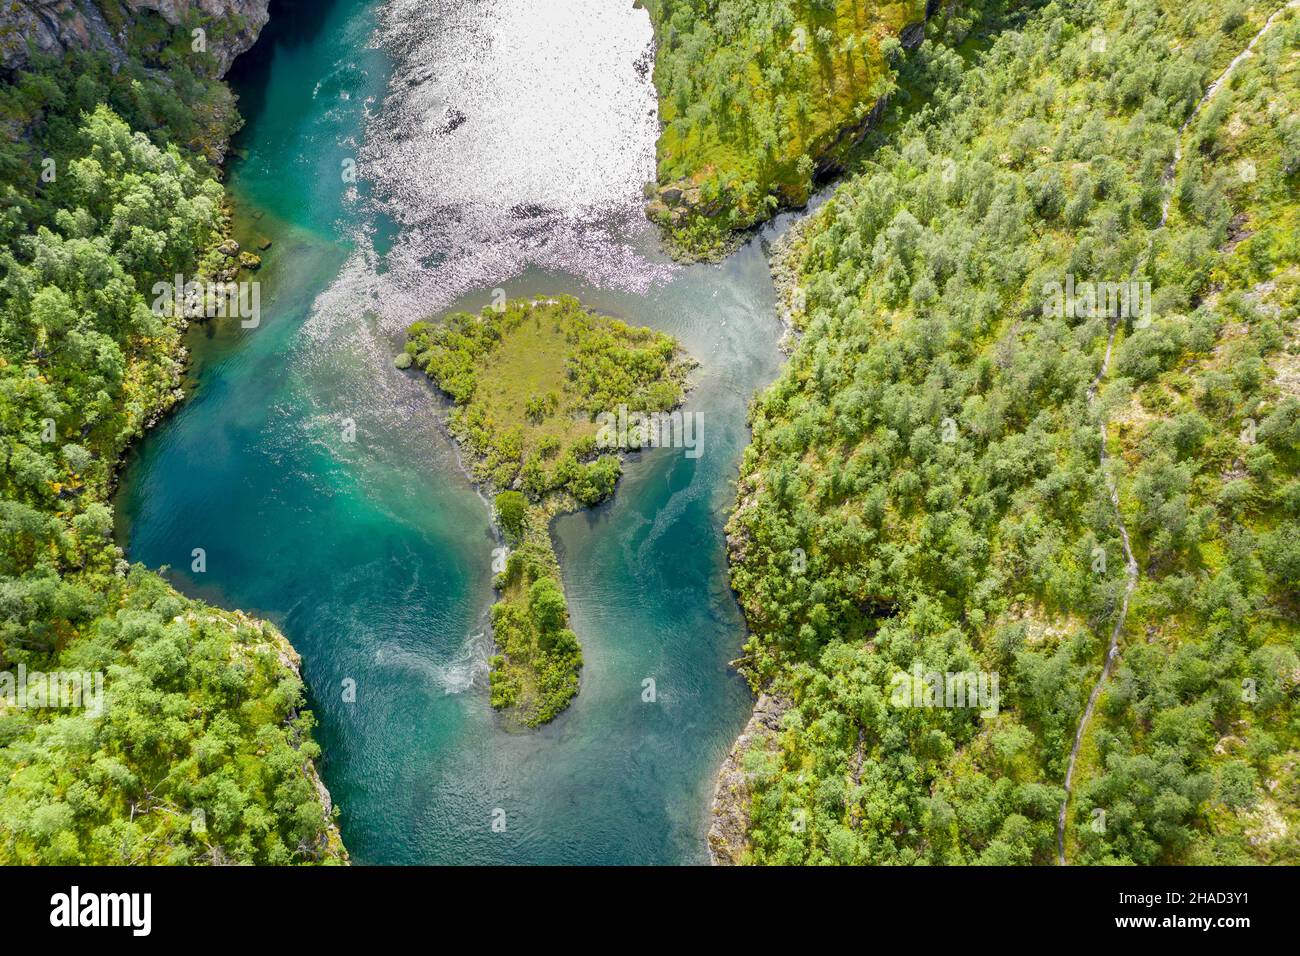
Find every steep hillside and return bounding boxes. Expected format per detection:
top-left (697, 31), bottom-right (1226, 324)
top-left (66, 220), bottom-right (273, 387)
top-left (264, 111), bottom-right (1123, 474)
top-left (0, 0), bottom-right (269, 77)
top-left (642, 0), bottom-right (947, 259)
top-left (0, 2), bottom-right (345, 863)
top-left (722, 0), bottom-right (1300, 864)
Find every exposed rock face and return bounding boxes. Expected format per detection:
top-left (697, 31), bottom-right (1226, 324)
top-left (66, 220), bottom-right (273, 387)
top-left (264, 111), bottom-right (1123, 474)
top-left (1, 0), bottom-right (117, 69)
top-left (645, 178), bottom-right (721, 229)
top-left (0, 0), bottom-right (270, 77)
top-left (707, 693), bottom-right (789, 865)
top-left (130, 0), bottom-right (270, 75)
top-left (899, 19), bottom-right (927, 50)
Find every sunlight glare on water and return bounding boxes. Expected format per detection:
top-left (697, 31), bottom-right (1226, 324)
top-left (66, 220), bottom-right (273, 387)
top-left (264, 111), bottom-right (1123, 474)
top-left (359, 0), bottom-right (670, 319)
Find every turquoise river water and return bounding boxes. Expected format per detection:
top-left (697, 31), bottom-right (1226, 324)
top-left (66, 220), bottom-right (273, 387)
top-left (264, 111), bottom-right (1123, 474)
top-left (115, 0), bottom-right (804, 864)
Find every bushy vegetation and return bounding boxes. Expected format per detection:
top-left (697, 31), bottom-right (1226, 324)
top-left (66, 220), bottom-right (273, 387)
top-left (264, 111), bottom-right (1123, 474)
top-left (407, 297), bottom-right (687, 504)
top-left (405, 297), bottom-right (691, 725)
top-left (486, 519), bottom-right (584, 726)
top-left (725, 0), bottom-right (1300, 864)
top-left (0, 28), bottom-right (242, 189)
top-left (644, 0), bottom-right (933, 258)
top-left (0, 572), bottom-right (345, 864)
top-left (0, 29), bottom-right (343, 862)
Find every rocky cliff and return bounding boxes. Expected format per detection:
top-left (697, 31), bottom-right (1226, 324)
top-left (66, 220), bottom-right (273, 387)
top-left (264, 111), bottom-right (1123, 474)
top-left (0, 0), bottom-right (270, 77)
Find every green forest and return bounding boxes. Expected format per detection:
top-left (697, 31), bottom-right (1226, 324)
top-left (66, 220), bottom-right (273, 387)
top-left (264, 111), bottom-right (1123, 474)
top-left (722, 0), bottom-right (1300, 863)
top-left (0, 15), bottom-right (343, 862)
top-left (643, 0), bottom-right (934, 258)
top-left (404, 297), bottom-right (692, 725)
top-left (2, 0), bottom-right (1298, 872)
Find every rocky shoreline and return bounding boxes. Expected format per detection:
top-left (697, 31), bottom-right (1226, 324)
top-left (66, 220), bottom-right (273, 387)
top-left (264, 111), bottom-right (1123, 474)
top-left (706, 693), bottom-right (789, 865)
top-left (702, 6), bottom-right (941, 865)
top-left (252, 613), bottom-right (350, 861)
top-left (768, 211), bottom-right (817, 354)
top-left (702, 189), bottom-right (820, 865)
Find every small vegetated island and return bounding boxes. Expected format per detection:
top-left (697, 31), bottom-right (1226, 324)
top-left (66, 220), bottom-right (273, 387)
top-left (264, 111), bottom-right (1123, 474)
top-left (401, 297), bottom-right (693, 726)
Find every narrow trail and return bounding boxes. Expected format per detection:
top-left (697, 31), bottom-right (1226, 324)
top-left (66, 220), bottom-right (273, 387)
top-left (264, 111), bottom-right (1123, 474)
top-left (1055, 1), bottom-right (1297, 865)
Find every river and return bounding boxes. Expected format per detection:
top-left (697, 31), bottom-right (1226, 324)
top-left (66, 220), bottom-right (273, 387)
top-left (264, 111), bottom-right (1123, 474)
top-left (115, 0), bottom-right (799, 864)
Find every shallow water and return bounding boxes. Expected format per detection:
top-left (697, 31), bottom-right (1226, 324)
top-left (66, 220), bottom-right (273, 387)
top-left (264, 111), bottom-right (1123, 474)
top-left (116, 0), bottom-right (799, 864)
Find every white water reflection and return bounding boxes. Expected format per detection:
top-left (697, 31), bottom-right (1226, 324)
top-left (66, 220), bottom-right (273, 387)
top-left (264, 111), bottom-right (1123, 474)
top-left (357, 0), bottom-right (670, 321)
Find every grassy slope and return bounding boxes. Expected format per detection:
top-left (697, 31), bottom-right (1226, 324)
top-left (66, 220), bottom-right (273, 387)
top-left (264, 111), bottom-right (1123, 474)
top-left (405, 297), bottom-right (692, 726)
top-left (725, 0), bottom-right (1299, 864)
top-left (643, 0), bottom-right (933, 259)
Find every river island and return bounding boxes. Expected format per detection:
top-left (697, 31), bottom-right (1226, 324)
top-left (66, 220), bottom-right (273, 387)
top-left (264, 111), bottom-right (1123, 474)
top-left (400, 296), bottom-right (695, 726)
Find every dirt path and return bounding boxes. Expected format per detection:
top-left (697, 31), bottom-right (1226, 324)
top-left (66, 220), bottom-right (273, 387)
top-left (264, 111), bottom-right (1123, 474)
top-left (1055, 1), bottom-right (1298, 864)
